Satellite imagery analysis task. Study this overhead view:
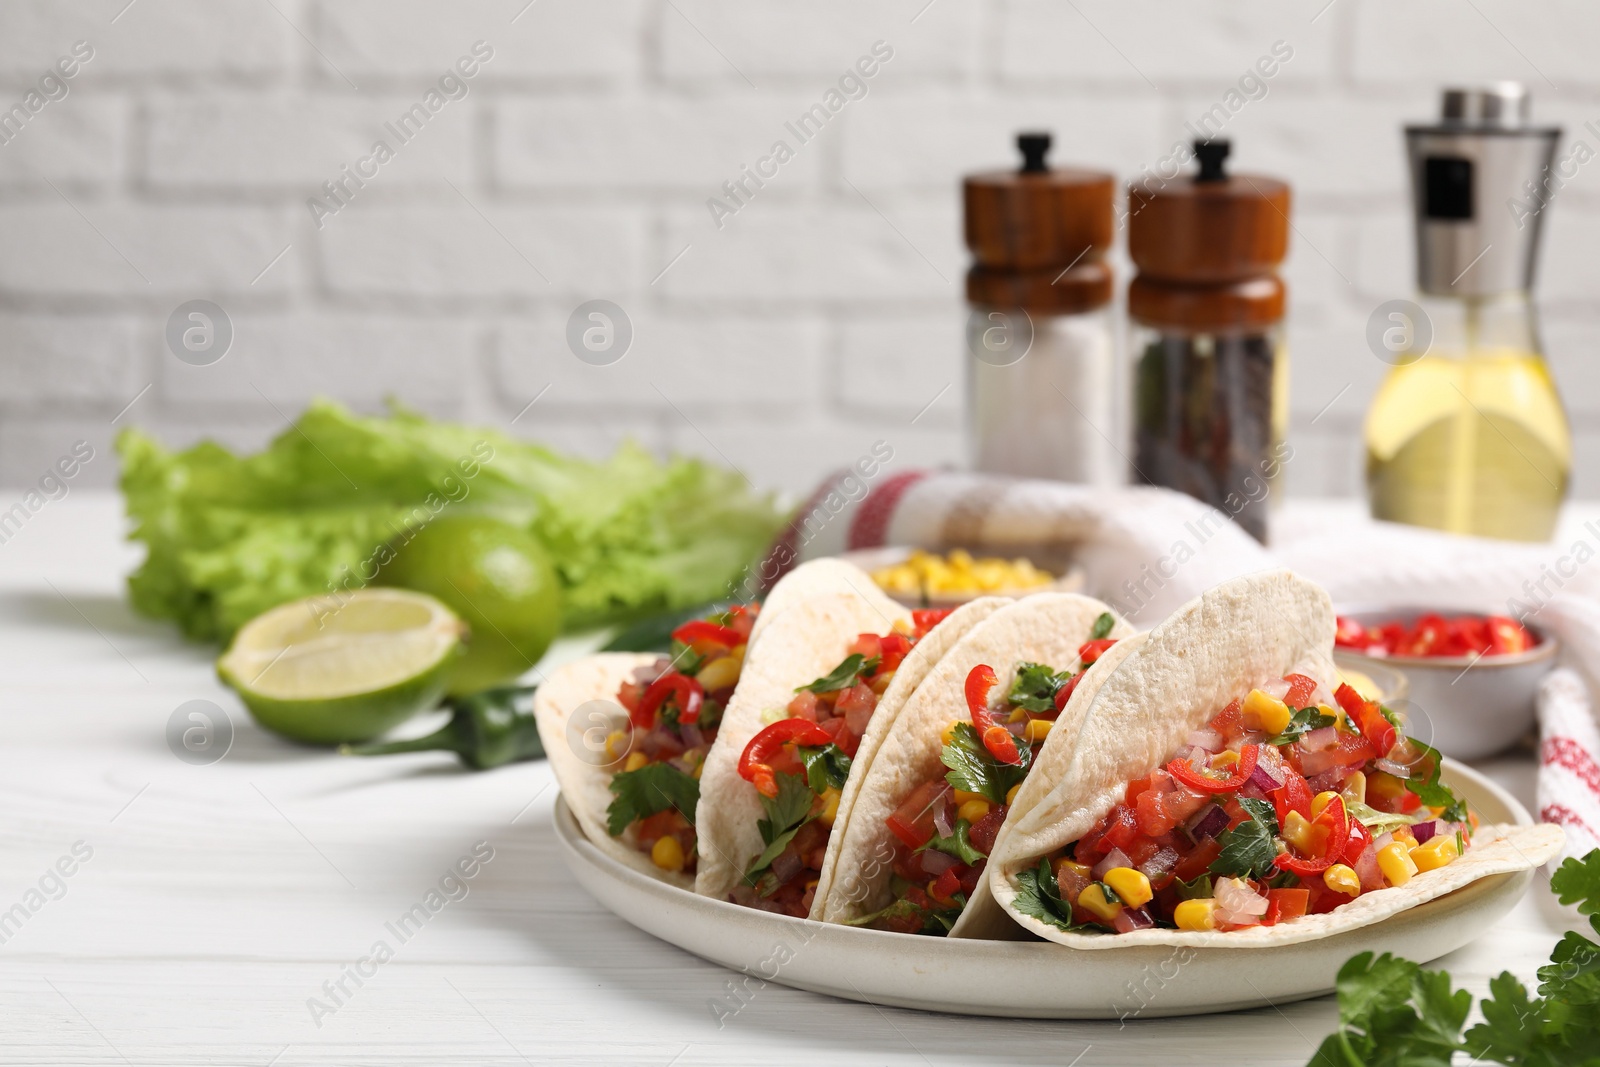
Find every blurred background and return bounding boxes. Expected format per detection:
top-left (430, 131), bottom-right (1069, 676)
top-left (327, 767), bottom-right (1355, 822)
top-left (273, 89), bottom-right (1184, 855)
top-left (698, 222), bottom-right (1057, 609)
top-left (1, 0), bottom-right (1596, 498)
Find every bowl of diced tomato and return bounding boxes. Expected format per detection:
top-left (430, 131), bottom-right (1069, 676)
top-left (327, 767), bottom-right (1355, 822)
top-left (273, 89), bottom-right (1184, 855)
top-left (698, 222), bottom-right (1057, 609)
top-left (1333, 608), bottom-right (1556, 760)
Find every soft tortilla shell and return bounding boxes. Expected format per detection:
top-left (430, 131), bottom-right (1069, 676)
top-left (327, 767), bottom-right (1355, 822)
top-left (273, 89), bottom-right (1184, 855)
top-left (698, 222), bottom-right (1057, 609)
top-left (531, 652), bottom-right (694, 890)
top-left (696, 583), bottom-right (910, 904)
top-left (818, 593), bottom-right (1134, 937)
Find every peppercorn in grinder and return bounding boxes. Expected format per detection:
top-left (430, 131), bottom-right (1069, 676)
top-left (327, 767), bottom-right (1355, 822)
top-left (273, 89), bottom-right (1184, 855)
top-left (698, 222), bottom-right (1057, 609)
top-left (1365, 84), bottom-right (1570, 541)
top-left (1127, 140), bottom-right (1291, 544)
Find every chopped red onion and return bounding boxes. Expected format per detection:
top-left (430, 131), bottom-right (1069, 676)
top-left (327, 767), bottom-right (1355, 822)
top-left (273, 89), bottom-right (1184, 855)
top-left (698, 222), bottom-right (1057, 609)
top-left (1301, 726), bottom-right (1338, 752)
top-left (1186, 727), bottom-right (1225, 753)
top-left (1112, 906), bottom-right (1155, 933)
top-left (1215, 876), bottom-right (1268, 916)
top-left (1374, 758), bottom-right (1413, 780)
top-left (919, 848), bottom-right (958, 877)
top-left (1248, 762), bottom-right (1285, 791)
top-left (1412, 820), bottom-right (1438, 844)
top-left (679, 722), bottom-right (704, 749)
top-left (770, 849), bottom-right (803, 886)
top-left (933, 804), bottom-right (953, 839)
top-left (1187, 804), bottom-right (1230, 840)
top-left (1139, 847), bottom-right (1180, 881)
top-left (1262, 678), bottom-right (1292, 701)
top-left (1093, 847), bottom-right (1132, 879)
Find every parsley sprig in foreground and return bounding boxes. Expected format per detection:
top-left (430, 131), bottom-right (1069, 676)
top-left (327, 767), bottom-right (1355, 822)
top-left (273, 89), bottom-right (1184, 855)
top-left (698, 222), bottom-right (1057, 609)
top-left (1309, 847), bottom-right (1600, 1067)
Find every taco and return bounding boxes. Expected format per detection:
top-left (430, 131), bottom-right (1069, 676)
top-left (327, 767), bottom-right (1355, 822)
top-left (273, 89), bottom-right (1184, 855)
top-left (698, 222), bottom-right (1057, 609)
top-left (695, 567), bottom-right (1014, 917)
top-left (818, 593), bottom-right (1137, 937)
top-left (989, 569), bottom-right (1564, 947)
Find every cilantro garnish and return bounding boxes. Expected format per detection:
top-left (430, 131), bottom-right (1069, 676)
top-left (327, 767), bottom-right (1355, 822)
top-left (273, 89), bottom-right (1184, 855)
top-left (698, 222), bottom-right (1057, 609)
top-left (796, 743), bottom-right (852, 794)
top-left (1007, 662), bottom-right (1073, 713)
top-left (798, 653), bottom-right (879, 694)
top-left (1089, 611), bottom-right (1116, 641)
top-left (1013, 858), bottom-right (1087, 932)
top-left (941, 721), bottom-right (1031, 805)
top-left (605, 762), bottom-right (700, 837)
top-left (1174, 873), bottom-right (1213, 901)
top-left (743, 773), bottom-right (816, 890)
top-left (1309, 847), bottom-right (1600, 1066)
top-left (1208, 797), bottom-right (1280, 880)
top-left (919, 818), bottom-right (986, 866)
top-left (1268, 706), bottom-right (1338, 746)
top-left (1399, 738), bottom-right (1470, 824)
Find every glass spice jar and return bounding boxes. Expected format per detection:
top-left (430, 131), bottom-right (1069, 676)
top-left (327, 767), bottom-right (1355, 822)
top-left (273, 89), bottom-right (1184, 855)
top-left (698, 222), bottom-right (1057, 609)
top-left (1127, 140), bottom-right (1291, 543)
top-left (964, 132), bottom-right (1118, 485)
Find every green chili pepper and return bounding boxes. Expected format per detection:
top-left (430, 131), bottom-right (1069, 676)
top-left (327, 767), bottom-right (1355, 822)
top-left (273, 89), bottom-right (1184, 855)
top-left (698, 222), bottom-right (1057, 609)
top-left (340, 685), bottom-right (543, 770)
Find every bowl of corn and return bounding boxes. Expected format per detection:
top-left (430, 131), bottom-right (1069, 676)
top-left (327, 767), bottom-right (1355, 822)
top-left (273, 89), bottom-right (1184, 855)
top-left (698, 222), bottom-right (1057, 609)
top-left (843, 546), bottom-right (1085, 609)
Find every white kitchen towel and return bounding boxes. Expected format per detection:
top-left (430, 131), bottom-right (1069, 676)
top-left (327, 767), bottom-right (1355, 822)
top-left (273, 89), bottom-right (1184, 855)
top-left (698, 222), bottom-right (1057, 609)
top-left (767, 470), bottom-right (1600, 862)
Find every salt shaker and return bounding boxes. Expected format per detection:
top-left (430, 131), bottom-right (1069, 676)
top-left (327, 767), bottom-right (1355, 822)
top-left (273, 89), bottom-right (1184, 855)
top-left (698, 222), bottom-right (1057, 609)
top-left (963, 132), bottom-right (1117, 485)
top-left (1127, 140), bottom-right (1290, 543)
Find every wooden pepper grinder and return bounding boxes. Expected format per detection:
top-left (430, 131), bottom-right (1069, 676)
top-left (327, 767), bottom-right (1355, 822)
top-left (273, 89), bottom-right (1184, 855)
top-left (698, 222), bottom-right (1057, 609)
top-left (963, 132), bottom-right (1118, 485)
top-left (1127, 139), bottom-right (1291, 542)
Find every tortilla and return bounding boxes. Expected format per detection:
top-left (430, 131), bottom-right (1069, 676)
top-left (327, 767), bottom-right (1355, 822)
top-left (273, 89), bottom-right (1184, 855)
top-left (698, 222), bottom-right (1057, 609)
top-left (531, 652), bottom-right (691, 888)
top-left (989, 568), bottom-right (1565, 947)
top-left (818, 593), bottom-right (1135, 937)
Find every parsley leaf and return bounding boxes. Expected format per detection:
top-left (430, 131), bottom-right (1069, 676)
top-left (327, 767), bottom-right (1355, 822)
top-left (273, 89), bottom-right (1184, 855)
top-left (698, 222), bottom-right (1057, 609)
top-left (941, 721), bottom-right (1031, 805)
top-left (1550, 848), bottom-right (1600, 920)
top-left (1268, 705), bottom-right (1338, 746)
top-left (1400, 738), bottom-right (1470, 824)
top-left (1208, 797), bottom-right (1280, 880)
top-left (1013, 858), bottom-right (1087, 932)
top-left (1007, 661), bottom-right (1073, 713)
top-left (919, 819), bottom-right (986, 865)
top-left (743, 773), bottom-right (816, 888)
top-left (605, 762), bottom-right (700, 837)
top-left (1309, 952), bottom-right (1470, 1067)
top-left (1089, 611), bottom-right (1115, 641)
top-left (796, 743), bottom-right (851, 794)
top-left (1174, 874), bottom-right (1213, 901)
top-left (798, 653), bottom-right (879, 694)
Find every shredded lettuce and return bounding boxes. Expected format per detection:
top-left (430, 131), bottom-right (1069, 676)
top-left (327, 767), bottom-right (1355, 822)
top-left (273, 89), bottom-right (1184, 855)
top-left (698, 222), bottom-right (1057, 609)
top-left (118, 399), bottom-right (787, 641)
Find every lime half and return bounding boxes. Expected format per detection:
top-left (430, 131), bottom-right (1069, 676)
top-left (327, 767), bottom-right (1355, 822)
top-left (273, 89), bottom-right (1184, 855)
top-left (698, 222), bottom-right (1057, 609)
top-left (217, 588), bottom-right (466, 745)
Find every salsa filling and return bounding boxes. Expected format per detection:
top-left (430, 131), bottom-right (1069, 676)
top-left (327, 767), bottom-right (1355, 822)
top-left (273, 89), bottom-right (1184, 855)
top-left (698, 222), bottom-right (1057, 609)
top-left (855, 612), bottom-right (1119, 935)
top-left (605, 604), bottom-right (758, 876)
top-left (730, 608), bottom-right (954, 917)
top-left (1013, 673), bottom-right (1475, 935)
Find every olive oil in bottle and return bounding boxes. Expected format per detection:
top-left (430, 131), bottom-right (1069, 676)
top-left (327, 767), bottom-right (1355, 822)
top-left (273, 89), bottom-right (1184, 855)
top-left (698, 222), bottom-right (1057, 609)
top-left (1367, 84), bottom-right (1569, 542)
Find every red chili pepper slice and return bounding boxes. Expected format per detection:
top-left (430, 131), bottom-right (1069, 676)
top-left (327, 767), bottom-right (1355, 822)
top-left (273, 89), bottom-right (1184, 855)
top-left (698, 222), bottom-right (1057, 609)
top-left (877, 631), bottom-right (914, 674)
top-left (1167, 744), bottom-right (1260, 794)
top-left (738, 718), bottom-right (833, 798)
top-left (912, 608), bottom-right (955, 637)
top-left (1078, 638), bottom-right (1117, 666)
top-left (1053, 672), bottom-right (1083, 713)
top-left (1272, 766), bottom-right (1312, 825)
top-left (671, 619), bottom-right (744, 649)
top-left (964, 664), bottom-right (1022, 766)
top-left (1274, 794), bottom-right (1350, 877)
top-left (1487, 615), bottom-right (1532, 655)
top-left (1334, 683), bottom-right (1396, 758)
top-left (631, 672), bottom-right (705, 730)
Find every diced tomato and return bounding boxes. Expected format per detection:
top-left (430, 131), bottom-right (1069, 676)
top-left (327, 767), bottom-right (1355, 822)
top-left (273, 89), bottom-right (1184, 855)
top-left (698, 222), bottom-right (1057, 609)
top-left (1124, 836), bottom-right (1162, 867)
top-left (968, 806), bottom-right (1007, 857)
top-left (1078, 638), bottom-right (1117, 665)
top-left (958, 863), bottom-right (985, 896)
top-left (1301, 729), bottom-right (1377, 777)
top-left (787, 690), bottom-right (820, 722)
top-left (635, 809), bottom-right (685, 846)
top-left (1124, 773), bottom-right (1157, 807)
top-left (912, 608), bottom-right (954, 637)
top-left (1208, 699), bottom-right (1244, 739)
top-left (1172, 837), bottom-right (1222, 882)
top-left (1283, 673), bottom-right (1318, 708)
top-left (1136, 785), bottom-right (1208, 836)
top-left (1102, 806), bottom-right (1142, 852)
top-left (878, 632), bottom-right (913, 673)
top-left (886, 781), bottom-right (950, 851)
top-left (837, 683), bottom-right (878, 736)
top-left (617, 681), bottom-right (645, 714)
top-left (1334, 616), bottom-right (1369, 650)
top-left (1263, 888), bottom-right (1309, 926)
top-left (929, 866), bottom-right (964, 905)
top-left (849, 632), bottom-right (883, 662)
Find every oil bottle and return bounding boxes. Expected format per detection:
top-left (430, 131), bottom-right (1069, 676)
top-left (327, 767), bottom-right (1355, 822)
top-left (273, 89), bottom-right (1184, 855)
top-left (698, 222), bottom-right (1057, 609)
top-left (1366, 84), bottom-right (1569, 541)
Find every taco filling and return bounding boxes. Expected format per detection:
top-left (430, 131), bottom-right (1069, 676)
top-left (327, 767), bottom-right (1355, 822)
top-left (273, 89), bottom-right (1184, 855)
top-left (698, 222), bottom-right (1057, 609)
top-left (604, 605), bottom-right (758, 876)
top-left (856, 613), bottom-right (1120, 935)
top-left (730, 609), bottom-right (953, 917)
top-left (1014, 673), bottom-right (1475, 935)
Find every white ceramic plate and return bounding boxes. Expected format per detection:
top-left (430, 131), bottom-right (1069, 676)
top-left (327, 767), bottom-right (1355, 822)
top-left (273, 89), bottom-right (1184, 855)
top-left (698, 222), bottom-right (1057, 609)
top-left (554, 759), bottom-right (1535, 1019)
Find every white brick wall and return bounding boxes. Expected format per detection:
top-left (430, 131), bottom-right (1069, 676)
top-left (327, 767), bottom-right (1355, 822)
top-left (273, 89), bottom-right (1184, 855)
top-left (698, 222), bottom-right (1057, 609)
top-left (0, 0), bottom-right (1596, 506)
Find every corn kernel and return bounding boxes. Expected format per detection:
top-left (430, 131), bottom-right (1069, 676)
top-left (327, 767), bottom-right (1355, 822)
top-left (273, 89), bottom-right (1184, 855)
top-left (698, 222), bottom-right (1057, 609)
top-left (1311, 791), bottom-right (1343, 819)
top-left (1212, 749), bottom-right (1241, 770)
top-left (1378, 842), bottom-right (1417, 887)
top-left (623, 751), bottom-right (649, 773)
top-left (604, 730), bottom-right (629, 759)
top-left (1024, 719), bottom-right (1054, 743)
top-left (1282, 811), bottom-right (1317, 854)
top-left (1077, 882), bottom-right (1124, 923)
top-left (941, 722), bottom-right (961, 746)
top-left (1340, 770), bottom-right (1367, 808)
top-left (1410, 834), bottom-right (1460, 872)
top-left (1324, 863), bottom-right (1361, 897)
top-left (1005, 783), bottom-right (1022, 806)
top-left (1173, 898), bottom-right (1217, 931)
top-left (953, 789), bottom-right (984, 805)
top-left (1243, 689), bottom-right (1293, 736)
top-left (1102, 867), bottom-right (1153, 909)
top-left (694, 654), bottom-right (742, 692)
top-left (650, 835), bottom-right (685, 873)
top-left (1007, 707), bottom-right (1028, 724)
top-left (957, 799), bottom-right (991, 824)
top-left (1055, 858), bottom-right (1092, 882)
top-left (819, 787), bottom-right (842, 826)
top-left (891, 617), bottom-right (914, 635)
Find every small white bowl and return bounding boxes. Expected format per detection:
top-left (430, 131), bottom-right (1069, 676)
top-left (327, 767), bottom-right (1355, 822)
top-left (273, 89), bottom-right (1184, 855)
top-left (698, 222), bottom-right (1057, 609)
top-left (1334, 606), bottom-right (1558, 760)
top-left (840, 546), bottom-right (1085, 610)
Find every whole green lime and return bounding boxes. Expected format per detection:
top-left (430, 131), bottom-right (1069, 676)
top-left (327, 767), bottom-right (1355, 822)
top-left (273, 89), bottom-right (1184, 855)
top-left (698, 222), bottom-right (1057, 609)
top-left (376, 515), bottom-right (562, 695)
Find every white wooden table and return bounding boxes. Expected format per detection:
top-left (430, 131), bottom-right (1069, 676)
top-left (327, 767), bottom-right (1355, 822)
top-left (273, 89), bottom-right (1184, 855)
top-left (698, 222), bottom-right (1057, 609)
top-left (0, 492), bottom-right (1584, 1066)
